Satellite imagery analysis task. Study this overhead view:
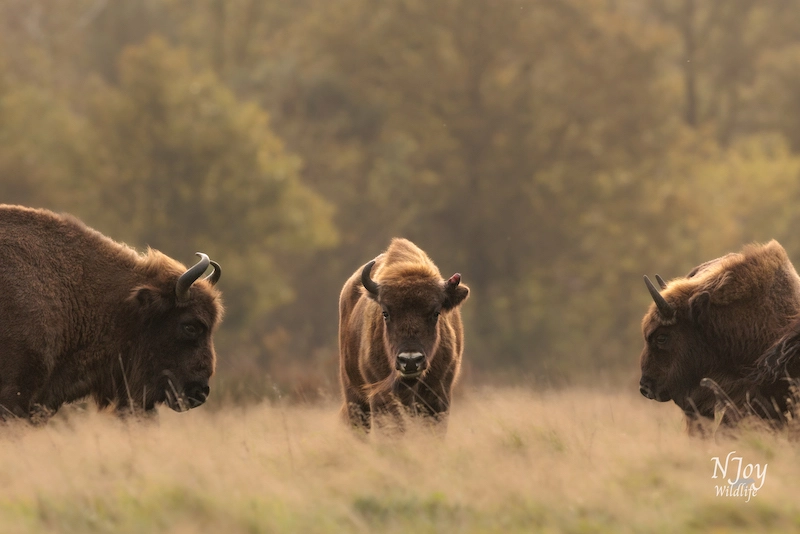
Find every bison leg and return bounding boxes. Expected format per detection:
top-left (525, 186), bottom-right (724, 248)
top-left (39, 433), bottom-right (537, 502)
top-left (370, 393), bottom-right (406, 434)
top-left (0, 393), bottom-right (28, 421)
top-left (115, 403), bottom-right (160, 422)
top-left (0, 353), bottom-right (49, 422)
top-left (341, 396), bottom-right (371, 433)
top-left (404, 403), bottom-right (449, 437)
top-left (683, 410), bottom-right (714, 438)
top-left (420, 410), bottom-right (449, 437)
top-left (396, 377), bottom-right (452, 435)
top-left (28, 403), bottom-right (56, 426)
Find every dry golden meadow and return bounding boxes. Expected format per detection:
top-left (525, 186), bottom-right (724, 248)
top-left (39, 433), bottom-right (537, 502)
top-left (1, 387), bottom-right (799, 533)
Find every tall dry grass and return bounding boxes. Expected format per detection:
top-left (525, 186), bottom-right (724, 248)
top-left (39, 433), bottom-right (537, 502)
top-left (0, 387), bottom-right (798, 533)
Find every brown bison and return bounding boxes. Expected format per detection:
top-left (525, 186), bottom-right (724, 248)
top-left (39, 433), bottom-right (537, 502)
top-left (639, 240), bottom-right (800, 430)
top-left (0, 205), bottom-right (223, 422)
top-left (338, 238), bottom-right (469, 433)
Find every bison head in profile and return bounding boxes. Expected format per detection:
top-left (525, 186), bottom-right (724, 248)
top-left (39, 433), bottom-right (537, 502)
top-left (122, 252), bottom-right (223, 412)
top-left (361, 259), bottom-right (468, 378)
top-left (638, 273), bottom-right (710, 404)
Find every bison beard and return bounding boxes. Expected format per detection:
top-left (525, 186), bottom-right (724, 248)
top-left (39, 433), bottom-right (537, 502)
top-left (0, 205), bottom-right (223, 423)
top-left (638, 240), bottom-right (800, 432)
top-left (338, 238), bottom-right (469, 434)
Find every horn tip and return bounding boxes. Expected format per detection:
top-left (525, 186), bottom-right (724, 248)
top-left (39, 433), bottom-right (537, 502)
top-left (361, 260), bottom-right (379, 295)
top-left (361, 260), bottom-right (376, 278)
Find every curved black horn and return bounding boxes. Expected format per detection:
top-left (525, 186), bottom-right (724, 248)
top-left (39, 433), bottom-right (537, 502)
top-left (654, 274), bottom-right (667, 290)
top-left (644, 275), bottom-right (675, 320)
top-left (361, 260), bottom-right (379, 296)
top-left (176, 253), bottom-right (210, 301)
top-left (204, 260), bottom-right (221, 286)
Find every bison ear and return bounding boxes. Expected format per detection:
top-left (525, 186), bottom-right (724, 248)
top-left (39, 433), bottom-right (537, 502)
top-left (688, 291), bottom-right (711, 323)
top-left (128, 285), bottom-right (171, 317)
top-left (442, 274), bottom-right (469, 310)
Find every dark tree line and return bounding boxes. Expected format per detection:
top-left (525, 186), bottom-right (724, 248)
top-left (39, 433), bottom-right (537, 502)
top-left (4, 0), bottom-right (800, 393)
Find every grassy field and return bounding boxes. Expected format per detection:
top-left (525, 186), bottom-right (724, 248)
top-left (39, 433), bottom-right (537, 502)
top-left (1, 387), bottom-right (799, 533)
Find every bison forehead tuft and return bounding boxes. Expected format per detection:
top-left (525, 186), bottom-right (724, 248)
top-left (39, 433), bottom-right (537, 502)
top-left (377, 278), bottom-right (444, 305)
top-left (183, 284), bottom-right (224, 325)
top-left (141, 250), bottom-right (224, 320)
top-left (375, 261), bottom-right (441, 283)
top-left (641, 307), bottom-right (677, 336)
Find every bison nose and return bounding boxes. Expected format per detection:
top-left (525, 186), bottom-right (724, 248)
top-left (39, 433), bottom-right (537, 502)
top-left (184, 382), bottom-right (210, 409)
top-left (639, 377), bottom-right (656, 400)
top-left (396, 352), bottom-right (426, 375)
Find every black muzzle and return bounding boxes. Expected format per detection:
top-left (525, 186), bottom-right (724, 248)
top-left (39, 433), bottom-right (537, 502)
top-left (184, 382), bottom-right (210, 409)
top-left (396, 352), bottom-right (426, 377)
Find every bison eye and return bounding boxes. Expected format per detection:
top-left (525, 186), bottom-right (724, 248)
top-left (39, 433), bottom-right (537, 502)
top-left (655, 334), bottom-right (668, 346)
top-left (181, 323), bottom-right (202, 338)
top-left (382, 311), bottom-right (389, 321)
top-left (433, 311), bottom-right (440, 321)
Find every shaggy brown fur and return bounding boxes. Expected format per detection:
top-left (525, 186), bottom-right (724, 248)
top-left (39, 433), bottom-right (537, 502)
top-left (0, 205), bottom-right (223, 423)
top-left (338, 238), bottom-right (469, 433)
top-left (732, 321), bottom-right (800, 424)
top-left (639, 240), bottom-right (800, 430)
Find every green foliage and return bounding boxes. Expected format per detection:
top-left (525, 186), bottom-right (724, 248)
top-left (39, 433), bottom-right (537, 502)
top-left (81, 36), bottom-right (337, 329)
top-left (0, 84), bottom-right (95, 208)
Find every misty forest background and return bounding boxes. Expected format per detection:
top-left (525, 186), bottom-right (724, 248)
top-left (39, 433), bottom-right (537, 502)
top-left (3, 0), bottom-right (800, 399)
